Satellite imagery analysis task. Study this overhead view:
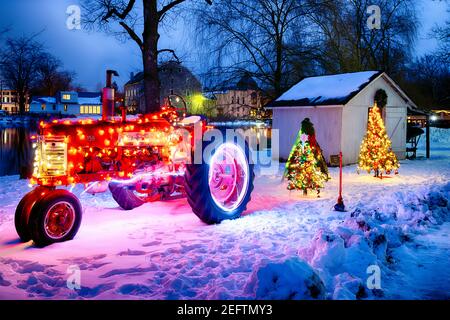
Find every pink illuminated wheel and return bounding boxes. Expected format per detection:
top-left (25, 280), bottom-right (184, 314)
top-left (208, 143), bottom-right (250, 212)
top-left (28, 190), bottom-right (82, 247)
top-left (185, 137), bottom-right (254, 224)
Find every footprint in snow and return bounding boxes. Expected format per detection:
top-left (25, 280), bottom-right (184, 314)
top-left (117, 283), bottom-right (153, 296)
top-left (0, 272), bottom-right (11, 287)
top-left (74, 283), bottom-right (116, 298)
top-left (142, 240), bottom-right (162, 247)
top-left (58, 255), bottom-right (110, 271)
top-left (118, 249), bottom-right (147, 256)
top-left (100, 266), bottom-right (158, 278)
top-left (17, 274), bottom-right (66, 298)
top-left (0, 258), bottom-right (56, 274)
top-left (204, 260), bottom-right (220, 268)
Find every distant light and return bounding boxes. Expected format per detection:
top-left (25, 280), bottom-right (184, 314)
top-left (191, 94), bottom-right (206, 106)
top-left (430, 115), bottom-right (438, 121)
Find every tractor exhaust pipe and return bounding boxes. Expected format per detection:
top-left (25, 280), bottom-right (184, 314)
top-left (102, 70), bottom-right (119, 121)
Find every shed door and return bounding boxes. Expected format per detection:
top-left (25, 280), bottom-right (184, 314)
top-left (384, 107), bottom-right (406, 159)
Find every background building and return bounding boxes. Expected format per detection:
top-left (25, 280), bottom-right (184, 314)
top-left (29, 91), bottom-right (102, 116)
top-left (125, 61), bottom-right (202, 114)
top-left (0, 89), bottom-right (26, 113)
top-left (212, 75), bottom-right (268, 119)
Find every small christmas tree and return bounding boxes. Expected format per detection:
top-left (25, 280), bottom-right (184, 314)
top-left (285, 118), bottom-right (329, 196)
top-left (358, 103), bottom-right (399, 178)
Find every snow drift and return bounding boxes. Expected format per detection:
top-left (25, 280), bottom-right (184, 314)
top-left (245, 258), bottom-right (326, 300)
top-left (296, 182), bottom-right (450, 299)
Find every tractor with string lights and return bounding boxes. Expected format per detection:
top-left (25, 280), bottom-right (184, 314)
top-left (15, 70), bottom-right (254, 247)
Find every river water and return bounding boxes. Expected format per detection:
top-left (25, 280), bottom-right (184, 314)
top-left (0, 126), bottom-right (35, 177)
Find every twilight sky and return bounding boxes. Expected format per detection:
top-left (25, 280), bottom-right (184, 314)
top-left (0, 0), bottom-right (448, 91)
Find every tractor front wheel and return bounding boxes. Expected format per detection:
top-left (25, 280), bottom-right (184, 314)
top-left (28, 190), bottom-right (82, 247)
top-left (15, 187), bottom-right (51, 242)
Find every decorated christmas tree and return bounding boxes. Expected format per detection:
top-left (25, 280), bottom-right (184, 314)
top-left (285, 118), bottom-right (329, 196)
top-left (358, 103), bottom-right (399, 178)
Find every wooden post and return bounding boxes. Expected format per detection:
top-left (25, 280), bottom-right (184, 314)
top-left (426, 114), bottom-right (430, 159)
top-left (334, 152), bottom-right (345, 211)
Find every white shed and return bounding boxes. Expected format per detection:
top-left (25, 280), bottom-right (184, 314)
top-left (267, 71), bottom-right (419, 165)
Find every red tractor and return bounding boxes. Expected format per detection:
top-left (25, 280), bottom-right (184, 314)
top-left (15, 71), bottom-right (254, 247)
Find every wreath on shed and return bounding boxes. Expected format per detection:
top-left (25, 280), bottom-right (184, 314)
top-left (374, 89), bottom-right (388, 109)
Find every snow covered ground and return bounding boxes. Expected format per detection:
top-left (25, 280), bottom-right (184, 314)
top-left (0, 128), bottom-right (449, 300)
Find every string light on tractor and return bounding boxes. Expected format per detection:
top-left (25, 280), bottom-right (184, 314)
top-left (15, 70), bottom-right (255, 247)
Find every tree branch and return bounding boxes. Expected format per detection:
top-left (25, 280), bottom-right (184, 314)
top-left (158, 0), bottom-right (186, 19)
top-left (157, 49), bottom-right (181, 62)
top-left (102, 0), bottom-right (137, 21)
top-left (119, 21), bottom-right (143, 49)
top-left (159, 0), bottom-right (212, 19)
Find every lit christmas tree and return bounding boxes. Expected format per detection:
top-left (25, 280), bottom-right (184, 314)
top-left (285, 118), bottom-right (329, 196)
top-left (358, 103), bottom-right (399, 178)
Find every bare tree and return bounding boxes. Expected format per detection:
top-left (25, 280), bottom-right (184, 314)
top-left (309, 0), bottom-right (417, 76)
top-left (33, 54), bottom-right (75, 96)
top-left (194, 0), bottom-right (322, 97)
top-left (431, 6), bottom-right (450, 65)
top-left (402, 54), bottom-right (450, 110)
top-left (0, 36), bottom-right (45, 114)
top-left (82, 0), bottom-right (212, 114)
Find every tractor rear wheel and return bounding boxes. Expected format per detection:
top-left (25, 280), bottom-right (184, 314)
top-left (184, 138), bottom-right (254, 224)
top-left (28, 190), bottom-right (82, 247)
top-left (15, 187), bottom-right (51, 242)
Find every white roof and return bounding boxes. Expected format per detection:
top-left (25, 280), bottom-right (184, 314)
top-left (31, 97), bottom-right (57, 104)
top-left (273, 71), bottom-right (380, 106)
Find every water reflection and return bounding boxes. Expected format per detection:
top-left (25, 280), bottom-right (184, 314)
top-left (0, 126), bottom-right (35, 177)
top-left (212, 123), bottom-right (272, 150)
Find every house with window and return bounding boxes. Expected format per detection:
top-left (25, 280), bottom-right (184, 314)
top-left (0, 89), bottom-right (28, 113)
top-left (124, 61), bottom-right (202, 114)
top-left (29, 91), bottom-right (102, 116)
